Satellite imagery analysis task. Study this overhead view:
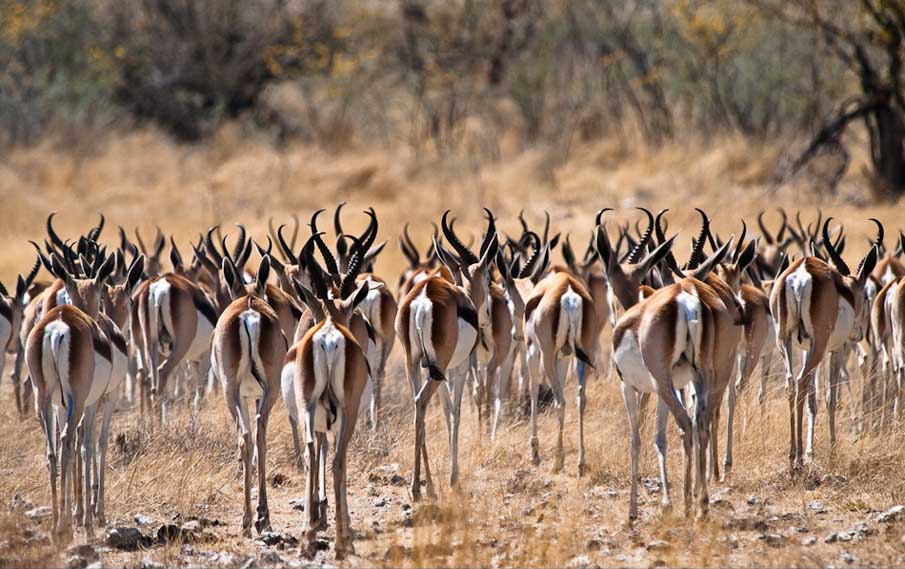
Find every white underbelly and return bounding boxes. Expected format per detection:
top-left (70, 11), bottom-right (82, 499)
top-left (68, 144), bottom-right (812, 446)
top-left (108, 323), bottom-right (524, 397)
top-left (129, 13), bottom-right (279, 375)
top-left (614, 330), bottom-right (693, 394)
top-left (186, 311), bottom-right (215, 362)
top-left (85, 353), bottom-right (113, 407)
top-left (449, 318), bottom-right (478, 370)
top-left (828, 298), bottom-right (855, 352)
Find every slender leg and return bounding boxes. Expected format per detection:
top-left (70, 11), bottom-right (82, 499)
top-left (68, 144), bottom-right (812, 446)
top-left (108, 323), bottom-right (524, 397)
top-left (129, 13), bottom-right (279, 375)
top-left (235, 397), bottom-right (254, 537)
top-left (81, 405), bottom-right (98, 540)
top-left (254, 397), bottom-right (273, 535)
top-left (316, 433), bottom-right (328, 529)
top-left (288, 415), bottom-right (303, 471)
top-left (576, 357), bottom-right (588, 477)
top-left (492, 347), bottom-right (516, 440)
top-left (40, 401), bottom-right (59, 533)
top-left (826, 352), bottom-right (839, 450)
top-left (549, 356), bottom-right (567, 474)
top-left (411, 378), bottom-right (439, 501)
top-left (691, 367), bottom-right (710, 519)
top-left (333, 414), bottom-right (356, 558)
top-left (654, 398), bottom-right (672, 510)
top-left (447, 365), bottom-right (467, 487)
top-left (621, 381), bottom-right (642, 521)
top-left (804, 364), bottom-right (819, 464)
top-left (57, 403), bottom-right (83, 541)
top-left (96, 394), bottom-right (117, 526)
top-left (527, 344), bottom-right (542, 465)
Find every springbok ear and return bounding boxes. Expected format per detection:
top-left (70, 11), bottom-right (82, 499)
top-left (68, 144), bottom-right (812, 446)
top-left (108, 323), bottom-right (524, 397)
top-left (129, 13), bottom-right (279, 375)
top-left (15, 275), bottom-right (27, 301)
top-left (95, 254), bottom-right (117, 287)
top-left (291, 279), bottom-right (325, 320)
top-left (692, 236), bottom-right (734, 282)
top-left (857, 246), bottom-right (879, 285)
top-left (639, 235), bottom-right (678, 276)
top-left (222, 258), bottom-right (239, 298)
top-left (736, 239), bottom-right (757, 272)
top-left (363, 241), bottom-right (387, 267)
top-left (126, 255), bottom-right (146, 295)
top-left (0, 281), bottom-right (7, 298)
top-left (341, 280), bottom-right (371, 314)
top-left (50, 254), bottom-right (72, 284)
top-left (255, 256), bottom-right (271, 299)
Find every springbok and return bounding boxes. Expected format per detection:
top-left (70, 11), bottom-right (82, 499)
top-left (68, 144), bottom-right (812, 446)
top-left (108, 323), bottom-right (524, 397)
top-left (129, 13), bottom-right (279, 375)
top-left (135, 266), bottom-right (219, 422)
top-left (210, 255), bottom-right (287, 537)
top-left (396, 210), bottom-right (498, 500)
top-left (608, 224), bottom-right (734, 520)
top-left (1, 255), bottom-right (41, 410)
top-left (287, 244), bottom-right (373, 558)
top-left (771, 218), bottom-right (877, 468)
top-left (26, 250), bottom-right (137, 540)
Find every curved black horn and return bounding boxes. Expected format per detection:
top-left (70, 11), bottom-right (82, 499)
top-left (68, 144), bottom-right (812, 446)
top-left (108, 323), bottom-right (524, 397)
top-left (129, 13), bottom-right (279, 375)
top-left (88, 213), bottom-right (105, 242)
top-left (441, 210), bottom-right (479, 266)
top-left (309, 209), bottom-right (339, 278)
top-left (733, 220), bottom-right (748, 262)
top-left (232, 225), bottom-right (247, 262)
top-left (823, 218), bottom-right (850, 276)
top-left (686, 208), bottom-right (711, 269)
top-left (205, 226), bottom-right (223, 264)
top-left (334, 202), bottom-right (346, 237)
top-left (46, 212), bottom-right (66, 252)
top-left (869, 218), bottom-right (885, 251)
top-left (277, 224), bottom-right (299, 265)
top-left (595, 208), bottom-right (613, 227)
top-left (516, 232), bottom-right (542, 278)
top-left (479, 208), bottom-right (497, 259)
top-left (626, 207), bottom-right (654, 263)
top-left (757, 210), bottom-right (773, 245)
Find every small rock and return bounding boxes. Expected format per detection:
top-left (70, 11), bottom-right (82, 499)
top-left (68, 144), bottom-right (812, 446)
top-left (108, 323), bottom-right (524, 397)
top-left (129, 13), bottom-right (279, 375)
top-left (9, 494), bottom-right (32, 511)
top-left (759, 533), bottom-right (786, 547)
top-left (843, 552), bottom-right (859, 565)
top-left (105, 527), bottom-right (150, 551)
top-left (208, 552), bottom-right (236, 565)
top-left (565, 554), bottom-right (595, 568)
top-left (718, 534), bottom-right (739, 549)
top-left (802, 536), bottom-right (817, 546)
top-left (255, 531), bottom-right (298, 549)
top-left (385, 544), bottom-right (413, 560)
top-left (139, 560), bottom-right (164, 569)
top-left (826, 532), bottom-right (850, 543)
top-left (25, 506), bottom-right (52, 519)
top-left (257, 550), bottom-right (284, 565)
top-left (641, 477), bottom-right (661, 494)
top-left (878, 505), bottom-right (905, 523)
top-left (133, 514), bottom-right (154, 526)
top-left (809, 500), bottom-right (828, 514)
top-left (156, 523), bottom-right (201, 544)
top-left (288, 498), bottom-right (305, 512)
top-left (270, 473), bottom-right (289, 487)
top-left (711, 497), bottom-right (735, 512)
top-left (65, 544), bottom-right (99, 569)
top-left (587, 538), bottom-right (604, 551)
top-left (747, 495), bottom-right (759, 505)
top-left (389, 474), bottom-right (407, 486)
top-left (646, 540), bottom-right (671, 551)
top-left (373, 497), bottom-right (387, 508)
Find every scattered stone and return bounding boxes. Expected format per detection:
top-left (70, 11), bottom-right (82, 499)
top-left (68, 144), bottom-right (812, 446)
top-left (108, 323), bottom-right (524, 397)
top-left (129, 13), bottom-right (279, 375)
top-left (181, 520), bottom-right (203, 533)
top-left (25, 506), bottom-right (52, 519)
top-left (389, 474), bottom-right (407, 486)
top-left (718, 534), bottom-right (739, 549)
top-left (565, 554), bottom-right (595, 568)
top-left (587, 538), bottom-right (604, 551)
top-left (711, 496), bottom-right (735, 512)
top-left (384, 545), bottom-right (413, 560)
top-left (270, 473), bottom-right (289, 487)
top-left (641, 478), bottom-right (661, 494)
top-left (747, 495), bottom-right (759, 505)
top-left (373, 497), bottom-right (387, 508)
top-left (809, 500), bottom-right (828, 514)
top-left (156, 523), bottom-right (205, 544)
top-left (133, 514), bottom-right (154, 526)
top-left (255, 531), bottom-right (298, 549)
top-left (257, 550), bottom-right (284, 565)
top-left (822, 474), bottom-right (847, 484)
top-left (802, 536), bottom-right (817, 546)
top-left (646, 540), bottom-right (671, 551)
top-left (65, 544), bottom-right (99, 569)
top-left (842, 551), bottom-right (860, 565)
top-left (207, 552), bottom-right (236, 565)
top-left (289, 498), bottom-right (305, 512)
top-left (824, 524), bottom-right (873, 544)
top-left (105, 527), bottom-right (151, 551)
top-left (759, 533), bottom-right (786, 547)
top-left (9, 494), bottom-right (32, 511)
top-left (139, 560), bottom-right (164, 569)
top-left (878, 505), bottom-right (905, 523)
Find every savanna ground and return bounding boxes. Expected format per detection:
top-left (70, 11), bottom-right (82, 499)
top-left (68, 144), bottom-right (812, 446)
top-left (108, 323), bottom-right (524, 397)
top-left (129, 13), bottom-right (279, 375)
top-left (3, 127), bottom-right (905, 567)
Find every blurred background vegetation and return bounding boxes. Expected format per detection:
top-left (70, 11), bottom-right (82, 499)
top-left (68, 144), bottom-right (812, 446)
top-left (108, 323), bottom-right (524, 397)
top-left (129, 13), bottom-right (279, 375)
top-left (1, 0), bottom-right (903, 197)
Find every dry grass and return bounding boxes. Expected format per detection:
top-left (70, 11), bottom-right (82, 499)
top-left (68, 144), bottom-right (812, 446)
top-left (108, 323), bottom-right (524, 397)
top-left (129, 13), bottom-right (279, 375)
top-left (3, 126), bottom-right (905, 567)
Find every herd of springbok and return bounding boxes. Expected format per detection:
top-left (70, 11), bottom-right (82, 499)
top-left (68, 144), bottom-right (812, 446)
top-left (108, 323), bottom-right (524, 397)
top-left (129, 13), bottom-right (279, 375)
top-left (1, 206), bottom-right (902, 557)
